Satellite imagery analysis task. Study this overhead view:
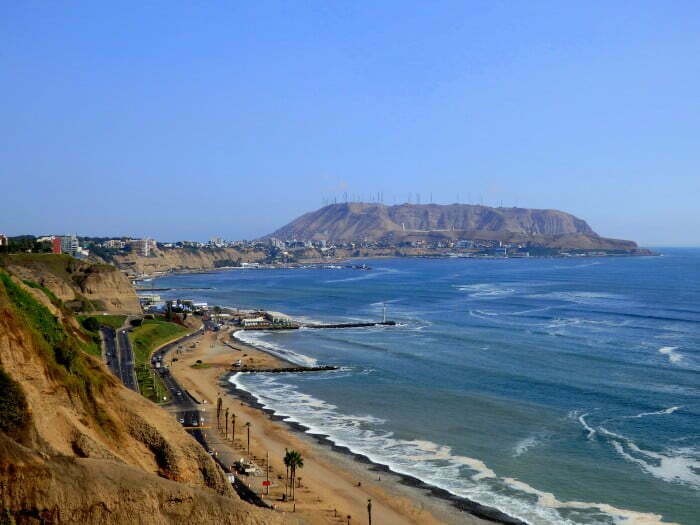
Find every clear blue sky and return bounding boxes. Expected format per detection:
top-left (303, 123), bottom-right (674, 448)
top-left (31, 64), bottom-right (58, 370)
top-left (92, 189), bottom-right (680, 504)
top-left (2, 2), bottom-right (699, 245)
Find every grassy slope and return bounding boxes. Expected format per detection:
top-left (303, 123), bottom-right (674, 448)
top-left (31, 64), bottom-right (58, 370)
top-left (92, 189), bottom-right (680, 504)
top-left (0, 270), bottom-right (114, 432)
top-left (1, 254), bottom-right (121, 312)
top-left (78, 314), bottom-right (127, 330)
top-left (129, 319), bottom-right (188, 402)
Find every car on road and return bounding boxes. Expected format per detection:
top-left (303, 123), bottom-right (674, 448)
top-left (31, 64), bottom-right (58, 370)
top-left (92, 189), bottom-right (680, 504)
top-left (179, 418), bottom-right (184, 424)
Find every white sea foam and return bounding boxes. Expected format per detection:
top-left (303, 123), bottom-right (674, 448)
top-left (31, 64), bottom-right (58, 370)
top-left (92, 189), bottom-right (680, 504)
top-left (324, 267), bottom-right (401, 284)
top-left (577, 412), bottom-right (597, 440)
top-left (513, 435), bottom-right (541, 457)
top-left (658, 346), bottom-right (683, 364)
top-left (232, 330), bottom-right (318, 366)
top-left (600, 428), bottom-right (700, 488)
top-left (456, 283), bottom-right (516, 298)
top-left (623, 406), bottom-right (682, 419)
top-left (529, 291), bottom-right (628, 305)
top-left (230, 373), bottom-right (670, 525)
top-left (553, 261), bottom-right (602, 270)
top-left (503, 477), bottom-right (677, 525)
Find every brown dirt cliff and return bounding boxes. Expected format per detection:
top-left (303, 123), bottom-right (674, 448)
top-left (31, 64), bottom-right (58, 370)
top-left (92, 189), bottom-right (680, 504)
top-left (0, 269), bottom-right (299, 524)
top-left (2, 254), bottom-right (141, 314)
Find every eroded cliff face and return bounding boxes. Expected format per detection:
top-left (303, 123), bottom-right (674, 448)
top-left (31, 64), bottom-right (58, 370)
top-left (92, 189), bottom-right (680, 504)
top-left (113, 247), bottom-right (266, 275)
top-left (0, 271), bottom-right (297, 524)
top-left (2, 254), bottom-right (141, 314)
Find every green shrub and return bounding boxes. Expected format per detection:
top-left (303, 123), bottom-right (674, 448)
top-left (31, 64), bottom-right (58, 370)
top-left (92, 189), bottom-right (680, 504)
top-left (81, 316), bottom-right (101, 332)
top-left (0, 367), bottom-right (30, 436)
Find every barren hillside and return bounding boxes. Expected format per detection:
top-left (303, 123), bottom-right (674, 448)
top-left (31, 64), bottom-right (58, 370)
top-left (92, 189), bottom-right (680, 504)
top-left (265, 203), bottom-right (641, 251)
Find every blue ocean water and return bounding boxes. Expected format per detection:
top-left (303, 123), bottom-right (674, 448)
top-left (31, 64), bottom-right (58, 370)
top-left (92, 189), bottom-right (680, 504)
top-left (153, 250), bottom-right (699, 524)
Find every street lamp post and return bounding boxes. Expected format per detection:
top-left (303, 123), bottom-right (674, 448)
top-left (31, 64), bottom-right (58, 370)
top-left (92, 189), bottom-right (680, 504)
top-left (245, 422), bottom-right (251, 455)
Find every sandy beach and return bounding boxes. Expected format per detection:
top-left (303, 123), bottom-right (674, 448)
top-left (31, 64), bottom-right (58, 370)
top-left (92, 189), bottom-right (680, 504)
top-left (167, 327), bottom-right (493, 525)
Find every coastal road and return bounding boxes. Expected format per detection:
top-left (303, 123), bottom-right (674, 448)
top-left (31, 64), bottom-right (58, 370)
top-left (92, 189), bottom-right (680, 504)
top-left (117, 327), bottom-right (139, 392)
top-left (100, 326), bottom-right (121, 379)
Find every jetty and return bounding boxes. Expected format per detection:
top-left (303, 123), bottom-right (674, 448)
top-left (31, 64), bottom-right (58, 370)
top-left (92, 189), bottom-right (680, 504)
top-left (303, 321), bottom-right (396, 329)
top-left (135, 286), bottom-right (214, 291)
top-left (233, 365), bottom-right (339, 373)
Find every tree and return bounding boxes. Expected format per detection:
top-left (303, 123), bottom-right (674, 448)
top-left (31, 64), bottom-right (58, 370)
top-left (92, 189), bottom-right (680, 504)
top-left (230, 412), bottom-right (236, 442)
top-left (283, 449), bottom-right (291, 497)
top-left (81, 316), bottom-right (100, 332)
top-left (165, 300), bottom-right (174, 321)
top-left (224, 407), bottom-right (229, 438)
top-left (216, 396), bottom-right (222, 429)
top-left (286, 450), bottom-right (304, 501)
top-left (245, 421), bottom-right (251, 455)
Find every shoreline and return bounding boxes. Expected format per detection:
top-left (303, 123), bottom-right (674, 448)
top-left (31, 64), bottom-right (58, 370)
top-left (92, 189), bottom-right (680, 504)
top-left (224, 371), bottom-right (526, 525)
top-left (222, 330), bottom-right (526, 525)
top-left (131, 250), bottom-right (660, 281)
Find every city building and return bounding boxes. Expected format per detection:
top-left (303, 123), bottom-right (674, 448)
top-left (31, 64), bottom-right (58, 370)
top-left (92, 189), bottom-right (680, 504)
top-left (52, 237), bottom-right (61, 254)
top-left (268, 237), bottom-right (284, 249)
top-left (104, 239), bottom-right (126, 249)
top-left (59, 234), bottom-right (78, 256)
top-left (130, 238), bottom-right (156, 257)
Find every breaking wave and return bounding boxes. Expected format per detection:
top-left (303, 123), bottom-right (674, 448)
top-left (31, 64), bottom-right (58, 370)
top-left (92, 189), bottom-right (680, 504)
top-left (232, 330), bottom-right (318, 366)
top-left (231, 373), bottom-right (671, 525)
top-left (658, 346), bottom-right (684, 364)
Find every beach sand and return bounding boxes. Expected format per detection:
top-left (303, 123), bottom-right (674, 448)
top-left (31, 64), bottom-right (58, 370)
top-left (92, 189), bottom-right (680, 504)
top-left (167, 328), bottom-right (491, 525)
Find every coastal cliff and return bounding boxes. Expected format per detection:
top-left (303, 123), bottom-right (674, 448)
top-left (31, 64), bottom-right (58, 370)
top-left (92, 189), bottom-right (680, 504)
top-left (0, 269), bottom-right (298, 524)
top-left (113, 247), bottom-right (267, 276)
top-left (1, 254), bottom-right (141, 314)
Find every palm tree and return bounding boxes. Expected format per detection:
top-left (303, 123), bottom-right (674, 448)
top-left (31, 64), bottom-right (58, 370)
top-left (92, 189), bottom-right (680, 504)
top-left (245, 421), bottom-right (251, 455)
top-left (216, 396), bottom-right (222, 429)
top-left (287, 450), bottom-right (304, 501)
top-left (231, 413), bottom-right (236, 443)
top-left (224, 407), bottom-right (229, 438)
top-left (283, 449), bottom-right (291, 497)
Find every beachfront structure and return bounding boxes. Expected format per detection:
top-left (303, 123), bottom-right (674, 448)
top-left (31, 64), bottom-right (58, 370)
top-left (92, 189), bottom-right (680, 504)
top-left (241, 316), bottom-right (267, 328)
top-left (265, 311), bottom-right (293, 325)
top-left (138, 293), bottom-right (161, 305)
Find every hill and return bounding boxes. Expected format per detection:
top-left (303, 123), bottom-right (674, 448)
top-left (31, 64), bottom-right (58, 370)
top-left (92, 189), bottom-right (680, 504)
top-left (265, 203), bottom-right (642, 252)
top-left (0, 266), bottom-right (297, 524)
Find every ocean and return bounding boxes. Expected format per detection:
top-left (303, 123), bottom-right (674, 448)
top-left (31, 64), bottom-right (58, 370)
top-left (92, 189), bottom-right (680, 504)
top-left (151, 249), bottom-right (699, 524)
